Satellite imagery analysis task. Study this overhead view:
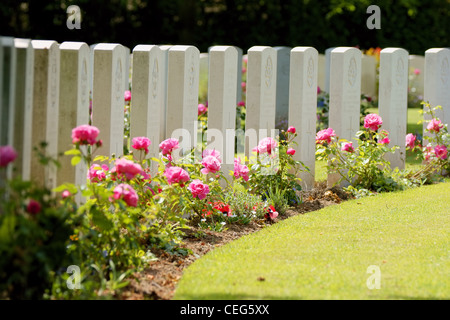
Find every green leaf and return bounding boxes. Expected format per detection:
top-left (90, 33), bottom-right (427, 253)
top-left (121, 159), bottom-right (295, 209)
top-left (71, 156), bottom-right (81, 166)
top-left (64, 149), bottom-right (81, 156)
top-left (91, 205), bottom-right (114, 231)
top-left (53, 183), bottom-right (78, 194)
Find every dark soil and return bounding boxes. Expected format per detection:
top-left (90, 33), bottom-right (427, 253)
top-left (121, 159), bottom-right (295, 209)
top-left (118, 181), bottom-right (352, 300)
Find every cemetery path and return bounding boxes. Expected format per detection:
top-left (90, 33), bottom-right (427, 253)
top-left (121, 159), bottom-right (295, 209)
top-left (118, 182), bottom-right (352, 300)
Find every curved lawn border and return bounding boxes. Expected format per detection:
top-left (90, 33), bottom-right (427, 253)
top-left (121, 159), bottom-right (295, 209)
top-left (174, 182), bottom-right (450, 300)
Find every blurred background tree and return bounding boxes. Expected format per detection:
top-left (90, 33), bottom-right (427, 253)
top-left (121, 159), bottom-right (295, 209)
top-left (0, 0), bottom-right (449, 54)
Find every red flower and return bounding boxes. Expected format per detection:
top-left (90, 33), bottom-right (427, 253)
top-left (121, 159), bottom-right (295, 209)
top-left (264, 205), bottom-right (279, 220)
top-left (213, 202), bottom-right (232, 217)
top-left (27, 199), bottom-right (41, 215)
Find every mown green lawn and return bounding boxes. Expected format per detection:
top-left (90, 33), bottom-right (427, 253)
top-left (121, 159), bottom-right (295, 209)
top-left (174, 182), bottom-right (450, 300)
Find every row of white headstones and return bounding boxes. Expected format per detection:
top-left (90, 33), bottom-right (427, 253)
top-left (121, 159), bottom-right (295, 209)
top-left (0, 36), bottom-right (449, 193)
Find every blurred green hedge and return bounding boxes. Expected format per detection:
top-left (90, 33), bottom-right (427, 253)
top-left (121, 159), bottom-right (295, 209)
top-left (1, 0), bottom-right (448, 54)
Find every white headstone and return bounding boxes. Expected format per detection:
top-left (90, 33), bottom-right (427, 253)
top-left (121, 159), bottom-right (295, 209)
top-left (92, 43), bottom-right (128, 160)
top-left (158, 45), bottom-right (172, 141)
top-left (324, 47), bottom-right (336, 93)
top-left (328, 47), bottom-right (362, 187)
top-left (409, 55), bottom-right (425, 97)
top-left (30, 40), bottom-right (60, 190)
top-left (361, 54), bottom-right (378, 98)
top-left (423, 48), bottom-right (450, 137)
top-left (199, 52), bottom-right (209, 103)
top-left (235, 46), bottom-right (243, 105)
top-left (206, 46), bottom-right (238, 180)
top-left (274, 46), bottom-right (291, 132)
top-left (244, 46), bottom-right (277, 160)
top-left (0, 37), bottom-right (16, 148)
top-left (58, 42), bottom-right (90, 199)
top-left (13, 39), bottom-right (34, 180)
top-left (378, 48), bottom-right (409, 170)
top-left (166, 45), bottom-right (200, 158)
top-left (130, 45), bottom-right (164, 170)
top-left (289, 47), bottom-right (318, 190)
top-left (318, 53), bottom-right (325, 90)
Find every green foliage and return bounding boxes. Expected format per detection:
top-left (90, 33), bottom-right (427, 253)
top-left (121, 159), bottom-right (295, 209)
top-left (2, 0), bottom-right (448, 54)
top-left (0, 171), bottom-right (77, 299)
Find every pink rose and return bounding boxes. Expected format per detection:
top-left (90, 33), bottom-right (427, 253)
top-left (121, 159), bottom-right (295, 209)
top-left (132, 136), bottom-right (151, 154)
top-left (424, 145), bottom-right (434, 162)
top-left (124, 90), bottom-right (131, 102)
top-left (380, 137), bottom-right (390, 145)
top-left (287, 126), bottom-right (296, 134)
top-left (234, 158), bottom-right (249, 181)
top-left (114, 158), bottom-right (143, 180)
top-left (364, 114), bottom-right (383, 131)
top-left (427, 119), bottom-right (443, 133)
top-left (0, 145), bottom-right (17, 167)
top-left (198, 103), bottom-right (207, 115)
top-left (87, 163), bottom-right (109, 182)
top-left (237, 101), bottom-right (245, 107)
top-left (317, 86), bottom-right (321, 94)
top-left (62, 190), bottom-right (71, 199)
top-left (202, 149), bottom-right (221, 163)
top-left (27, 199), bottom-right (41, 215)
top-left (72, 124), bottom-right (100, 145)
top-left (286, 148), bottom-right (296, 155)
top-left (316, 128), bottom-right (336, 144)
top-left (201, 155), bottom-right (221, 175)
top-left (405, 134), bottom-right (416, 149)
top-left (414, 68), bottom-right (421, 75)
top-left (159, 138), bottom-right (180, 156)
top-left (113, 183), bottom-right (138, 207)
top-left (256, 137), bottom-right (278, 155)
top-left (341, 142), bottom-right (354, 153)
top-left (164, 166), bottom-right (190, 185)
top-left (434, 145), bottom-right (448, 160)
top-left (188, 179), bottom-right (210, 200)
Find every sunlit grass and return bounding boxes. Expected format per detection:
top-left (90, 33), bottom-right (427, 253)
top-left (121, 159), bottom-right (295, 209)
top-left (174, 182), bottom-right (450, 300)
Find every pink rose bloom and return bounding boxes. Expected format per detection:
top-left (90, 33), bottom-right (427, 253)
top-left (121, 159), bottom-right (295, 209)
top-left (414, 68), bottom-right (421, 75)
top-left (124, 90), bottom-right (131, 102)
top-left (202, 149), bottom-right (221, 163)
top-left (427, 119), bottom-right (443, 133)
top-left (87, 163), bottom-right (109, 182)
top-left (62, 190), bottom-right (71, 199)
top-left (159, 138), bottom-right (180, 156)
top-left (405, 133), bottom-right (416, 149)
top-left (164, 166), bottom-right (190, 185)
top-left (242, 67), bottom-right (247, 74)
top-left (237, 101), bottom-right (245, 107)
top-left (241, 82), bottom-right (246, 89)
top-left (201, 155), bottom-right (221, 175)
top-left (434, 145), bottom-right (448, 160)
top-left (234, 158), bottom-right (249, 181)
top-left (0, 145), bottom-right (17, 167)
top-left (132, 136), bottom-right (151, 154)
top-left (287, 126), bottom-right (296, 134)
top-left (380, 137), bottom-right (390, 144)
top-left (198, 103), bottom-right (207, 115)
top-left (113, 183), bottom-right (138, 207)
top-left (341, 142), bottom-right (354, 153)
top-left (27, 199), bottom-right (41, 215)
top-left (364, 114), bottom-right (383, 131)
top-left (256, 137), bottom-right (278, 155)
top-left (188, 179), bottom-right (210, 200)
top-left (72, 124), bottom-right (100, 145)
top-left (286, 148), bottom-right (296, 155)
top-left (317, 86), bottom-right (321, 94)
top-left (114, 158), bottom-right (143, 180)
top-left (316, 128), bottom-right (336, 144)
